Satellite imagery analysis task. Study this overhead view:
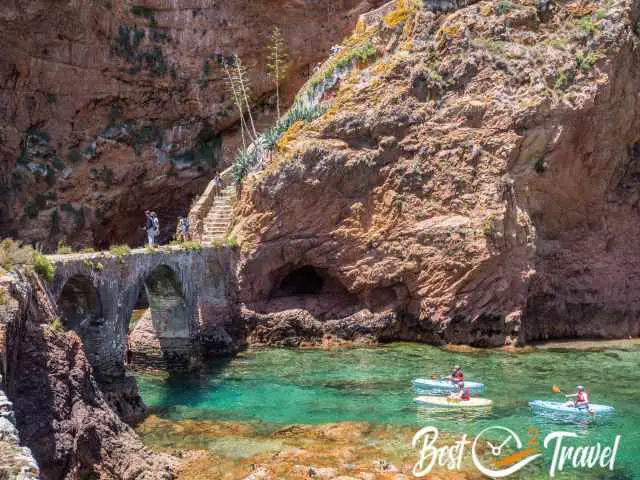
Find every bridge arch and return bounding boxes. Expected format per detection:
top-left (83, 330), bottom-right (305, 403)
top-left (127, 264), bottom-right (194, 370)
top-left (57, 274), bottom-right (107, 371)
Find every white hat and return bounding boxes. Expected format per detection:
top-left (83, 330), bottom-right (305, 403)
top-left (577, 385), bottom-right (584, 390)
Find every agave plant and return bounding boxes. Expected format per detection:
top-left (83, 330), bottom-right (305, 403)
top-left (232, 149), bottom-right (253, 184)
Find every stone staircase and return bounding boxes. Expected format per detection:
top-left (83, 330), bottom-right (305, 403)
top-left (188, 167), bottom-right (236, 243)
top-left (201, 185), bottom-right (236, 242)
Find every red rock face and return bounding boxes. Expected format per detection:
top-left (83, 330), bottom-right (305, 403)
top-left (1, 272), bottom-right (175, 479)
top-left (234, 0), bottom-right (640, 345)
top-left (0, 0), bottom-right (386, 250)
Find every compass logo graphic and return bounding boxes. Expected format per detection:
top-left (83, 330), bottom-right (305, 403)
top-left (471, 426), bottom-right (542, 478)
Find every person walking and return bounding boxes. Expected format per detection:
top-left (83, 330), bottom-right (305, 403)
top-left (214, 171), bottom-right (223, 196)
top-left (176, 216), bottom-right (190, 242)
top-left (144, 210), bottom-right (155, 247)
top-left (151, 212), bottom-right (160, 245)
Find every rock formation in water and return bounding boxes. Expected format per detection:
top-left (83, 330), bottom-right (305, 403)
top-left (0, 271), bottom-right (175, 479)
top-left (233, 0), bottom-right (640, 346)
top-left (0, 0), bottom-right (386, 249)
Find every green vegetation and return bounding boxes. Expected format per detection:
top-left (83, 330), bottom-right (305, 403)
top-left (46, 94), bottom-right (57, 104)
top-left (577, 16), bottom-right (598, 34)
top-left (109, 245), bottom-right (131, 257)
top-left (265, 26), bottom-right (290, 119)
top-left (34, 252), bottom-right (55, 282)
top-left (82, 259), bottom-right (103, 271)
top-left (554, 70), bottom-right (575, 90)
top-left (576, 51), bottom-right (598, 70)
top-left (181, 241), bottom-right (203, 252)
top-left (56, 240), bottom-right (73, 254)
top-left (0, 239), bottom-right (35, 272)
top-left (533, 157), bottom-right (546, 174)
top-left (112, 25), bottom-right (168, 76)
top-left (309, 41), bottom-right (376, 92)
top-left (50, 209), bottom-right (60, 235)
top-left (224, 233), bottom-right (239, 249)
top-left (232, 101), bottom-right (327, 184)
top-left (18, 128), bottom-right (51, 165)
top-left (495, 0), bottom-right (512, 14)
top-left (482, 214), bottom-right (497, 235)
top-left (48, 316), bottom-right (64, 333)
top-left (23, 192), bottom-right (56, 220)
top-left (62, 203), bottom-right (85, 227)
top-left (80, 247), bottom-right (96, 254)
top-left (68, 148), bottom-right (82, 163)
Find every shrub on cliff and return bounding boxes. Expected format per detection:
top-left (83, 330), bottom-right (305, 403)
top-left (33, 252), bottom-right (56, 282)
top-left (56, 240), bottom-right (73, 255)
top-left (0, 239), bottom-right (34, 272)
top-left (0, 239), bottom-right (56, 282)
top-left (109, 245), bottom-right (131, 258)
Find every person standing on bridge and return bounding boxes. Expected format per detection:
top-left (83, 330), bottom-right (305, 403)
top-left (144, 210), bottom-right (157, 247)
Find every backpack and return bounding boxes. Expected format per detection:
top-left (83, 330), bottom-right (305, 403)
top-left (153, 216), bottom-right (159, 230)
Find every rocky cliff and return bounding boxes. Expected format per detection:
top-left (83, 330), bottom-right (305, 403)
top-left (0, 0), bottom-right (386, 250)
top-left (0, 271), bottom-right (175, 479)
top-left (234, 0), bottom-right (640, 346)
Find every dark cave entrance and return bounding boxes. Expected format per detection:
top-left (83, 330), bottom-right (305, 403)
top-left (263, 265), bottom-right (362, 320)
top-left (270, 265), bottom-right (353, 298)
top-left (273, 265), bottom-right (326, 297)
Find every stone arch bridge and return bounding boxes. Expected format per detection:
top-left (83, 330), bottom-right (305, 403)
top-left (48, 246), bottom-right (238, 378)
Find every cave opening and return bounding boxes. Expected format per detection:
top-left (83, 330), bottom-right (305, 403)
top-left (275, 265), bottom-right (326, 297)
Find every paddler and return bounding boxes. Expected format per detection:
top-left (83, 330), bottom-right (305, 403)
top-left (447, 365), bottom-right (464, 386)
top-left (448, 382), bottom-right (471, 401)
top-left (565, 385), bottom-right (589, 408)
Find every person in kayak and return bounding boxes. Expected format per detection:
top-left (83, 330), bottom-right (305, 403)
top-left (565, 385), bottom-right (589, 408)
top-left (448, 382), bottom-right (471, 401)
top-left (447, 365), bottom-right (464, 386)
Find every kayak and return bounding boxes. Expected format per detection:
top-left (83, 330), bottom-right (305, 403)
top-left (529, 400), bottom-right (614, 416)
top-left (415, 395), bottom-right (493, 408)
top-left (412, 378), bottom-right (485, 394)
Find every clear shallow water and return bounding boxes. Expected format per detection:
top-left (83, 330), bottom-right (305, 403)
top-left (137, 343), bottom-right (640, 479)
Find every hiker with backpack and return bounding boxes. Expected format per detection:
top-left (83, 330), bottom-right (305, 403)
top-left (144, 210), bottom-right (160, 246)
top-left (176, 216), bottom-right (190, 242)
top-left (151, 212), bottom-right (159, 245)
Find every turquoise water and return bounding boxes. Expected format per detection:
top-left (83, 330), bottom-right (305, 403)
top-left (137, 343), bottom-right (640, 479)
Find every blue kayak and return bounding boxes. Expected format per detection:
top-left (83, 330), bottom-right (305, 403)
top-left (529, 400), bottom-right (614, 416)
top-left (412, 378), bottom-right (485, 394)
